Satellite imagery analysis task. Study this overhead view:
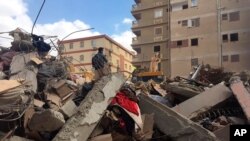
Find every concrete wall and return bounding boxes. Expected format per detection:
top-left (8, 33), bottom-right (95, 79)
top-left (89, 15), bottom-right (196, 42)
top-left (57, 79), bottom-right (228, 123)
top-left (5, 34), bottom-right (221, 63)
top-left (170, 0), bottom-right (250, 77)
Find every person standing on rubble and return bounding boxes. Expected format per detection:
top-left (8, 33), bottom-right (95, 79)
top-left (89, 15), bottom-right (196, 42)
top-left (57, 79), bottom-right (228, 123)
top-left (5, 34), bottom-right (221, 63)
top-left (92, 47), bottom-right (111, 80)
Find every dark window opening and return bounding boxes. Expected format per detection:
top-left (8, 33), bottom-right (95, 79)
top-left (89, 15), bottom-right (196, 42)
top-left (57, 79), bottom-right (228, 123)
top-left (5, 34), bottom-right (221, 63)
top-left (158, 63), bottom-right (161, 71)
top-left (191, 38), bottom-right (199, 46)
top-left (134, 30), bottom-right (141, 36)
top-left (222, 34), bottom-right (228, 42)
top-left (223, 55), bottom-right (228, 62)
top-left (231, 54), bottom-right (239, 62)
top-left (154, 46), bottom-right (160, 52)
top-left (229, 11), bottom-right (240, 22)
top-left (134, 48), bottom-right (141, 54)
top-left (182, 4), bottom-right (188, 9)
top-left (177, 40), bottom-right (183, 46)
top-left (222, 14), bottom-right (228, 21)
top-left (230, 33), bottom-right (238, 42)
top-left (182, 20), bottom-right (188, 26)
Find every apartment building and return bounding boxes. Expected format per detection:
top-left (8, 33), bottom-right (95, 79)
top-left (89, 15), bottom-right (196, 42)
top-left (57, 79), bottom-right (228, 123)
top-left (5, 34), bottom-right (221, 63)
top-left (131, 0), bottom-right (171, 76)
top-left (59, 35), bottom-right (134, 77)
top-left (170, 0), bottom-right (250, 77)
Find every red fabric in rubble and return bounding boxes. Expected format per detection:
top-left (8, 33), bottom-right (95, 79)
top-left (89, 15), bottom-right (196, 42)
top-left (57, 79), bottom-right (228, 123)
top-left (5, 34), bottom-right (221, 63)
top-left (111, 92), bottom-right (139, 116)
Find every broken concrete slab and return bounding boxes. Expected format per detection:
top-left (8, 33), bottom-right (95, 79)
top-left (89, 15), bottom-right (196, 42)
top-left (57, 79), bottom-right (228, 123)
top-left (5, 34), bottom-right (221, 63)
top-left (213, 125), bottom-right (230, 141)
top-left (89, 134), bottom-right (112, 141)
top-left (142, 114), bottom-right (154, 140)
top-left (59, 100), bottom-right (77, 119)
top-left (28, 109), bottom-right (65, 132)
top-left (173, 83), bottom-right (232, 118)
top-left (5, 136), bottom-right (34, 141)
top-left (165, 82), bottom-right (202, 98)
top-left (10, 52), bottom-right (37, 74)
top-left (139, 94), bottom-right (219, 141)
top-left (230, 76), bottom-right (250, 123)
top-left (53, 73), bottom-right (125, 141)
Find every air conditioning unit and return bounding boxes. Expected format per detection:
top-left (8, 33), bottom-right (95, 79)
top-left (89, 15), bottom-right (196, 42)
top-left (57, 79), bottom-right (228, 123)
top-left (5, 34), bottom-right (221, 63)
top-left (154, 36), bottom-right (163, 42)
top-left (154, 18), bottom-right (163, 24)
top-left (155, 1), bottom-right (163, 6)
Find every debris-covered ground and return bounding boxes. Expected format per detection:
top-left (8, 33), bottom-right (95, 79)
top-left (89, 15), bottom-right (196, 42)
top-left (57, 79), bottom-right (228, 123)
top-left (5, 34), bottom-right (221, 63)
top-left (1, 29), bottom-right (250, 141)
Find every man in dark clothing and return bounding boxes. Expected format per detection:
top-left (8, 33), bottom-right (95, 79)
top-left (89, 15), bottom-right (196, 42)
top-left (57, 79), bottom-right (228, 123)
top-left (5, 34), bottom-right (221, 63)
top-left (92, 47), bottom-right (110, 80)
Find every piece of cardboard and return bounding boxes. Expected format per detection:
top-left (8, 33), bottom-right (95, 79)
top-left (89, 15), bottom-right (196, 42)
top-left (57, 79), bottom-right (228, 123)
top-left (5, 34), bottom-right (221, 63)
top-left (30, 57), bottom-right (43, 65)
top-left (34, 99), bottom-right (45, 107)
top-left (0, 80), bottom-right (21, 94)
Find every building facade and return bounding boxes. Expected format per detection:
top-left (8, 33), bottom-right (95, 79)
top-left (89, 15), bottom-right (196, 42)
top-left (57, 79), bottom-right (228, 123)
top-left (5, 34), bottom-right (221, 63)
top-left (131, 0), bottom-right (171, 76)
top-left (59, 35), bottom-right (134, 77)
top-left (170, 0), bottom-right (250, 77)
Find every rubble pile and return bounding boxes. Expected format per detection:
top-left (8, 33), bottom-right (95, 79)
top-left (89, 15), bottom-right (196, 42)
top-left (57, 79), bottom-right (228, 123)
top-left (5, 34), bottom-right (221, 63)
top-left (1, 29), bottom-right (250, 141)
top-left (0, 29), bottom-right (98, 141)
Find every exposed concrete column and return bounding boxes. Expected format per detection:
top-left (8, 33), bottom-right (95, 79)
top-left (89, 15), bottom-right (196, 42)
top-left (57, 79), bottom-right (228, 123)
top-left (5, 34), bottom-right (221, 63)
top-left (53, 73), bottom-right (125, 141)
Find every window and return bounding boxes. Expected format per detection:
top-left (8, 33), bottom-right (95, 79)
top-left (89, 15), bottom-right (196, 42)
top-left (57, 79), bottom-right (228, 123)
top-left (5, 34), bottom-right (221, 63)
top-left (231, 54), bottom-right (239, 62)
top-left (230, 33), bottom-right (238, 42)
top-left (69, 43), bottom-right (73, 49)
top-left (183, 4), bottom-right (188, 9)
top-left (177, 40), bottom-right (183, 46)
top-left (191, 0), bottom-right (198, 7)
top-left (91, 40), bottom-right (97, 47)
top-left (129, 65), bottom-right (132, 71)
top-left (154, 46), bottom-right (160, 52)
top-left (222, 34), bottom-right (228, 42)
top-left (191, 58), bottom-right (198, 66)
top-left (134, 30), bottom-right (141, 36)
top-left (158, 63), bottom-right (161, 71)
top-left (116, 59), bottom-right (119, 65)
top-left (125, 64), bottom-right (127, 69)
top-left (134, 48), bottom-right (141, 54)
top-left (80, 41), bottom-right (84, 48)
top-left (229, 11), bottom-right (240, 22)
top-left (155, 27), bottom-right (163, 35)
top-left (223, 55), bottom-right (229, 62)
top-left (222, 14), bottom-right (228, 21)
top-left (191, 38), bottom-right (198, 46)
top-left (189, 18), bottom-right (200, 27)
top-left (154, 9), bottom-right (163, 18)
top-left (80, 55), bottom-right (84, 61)
top-left (182, 20), bottom-right (188, 26)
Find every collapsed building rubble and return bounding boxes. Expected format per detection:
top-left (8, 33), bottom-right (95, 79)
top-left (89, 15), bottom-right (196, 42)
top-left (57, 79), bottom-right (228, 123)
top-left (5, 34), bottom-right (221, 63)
top-left (1, 28), bottom-right (250, 141)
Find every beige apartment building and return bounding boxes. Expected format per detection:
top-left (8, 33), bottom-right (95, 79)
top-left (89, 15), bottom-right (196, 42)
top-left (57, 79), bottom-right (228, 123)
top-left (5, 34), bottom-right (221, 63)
top-left (170, 0), bottom-right (250, 77)
top-left (131, 0), bottom-right (171, 76)
top-left (59, 35), bottom-right (134, 77)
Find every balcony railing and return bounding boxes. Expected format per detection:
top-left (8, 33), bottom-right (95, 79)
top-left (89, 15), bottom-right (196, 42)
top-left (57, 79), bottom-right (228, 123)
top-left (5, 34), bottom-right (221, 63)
top-left (132, 21), bottom-right (138, 27)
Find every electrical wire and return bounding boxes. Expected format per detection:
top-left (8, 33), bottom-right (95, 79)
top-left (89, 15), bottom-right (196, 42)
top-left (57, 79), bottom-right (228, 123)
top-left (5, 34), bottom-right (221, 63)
top-left (31, 0), bottom-right (46, 35)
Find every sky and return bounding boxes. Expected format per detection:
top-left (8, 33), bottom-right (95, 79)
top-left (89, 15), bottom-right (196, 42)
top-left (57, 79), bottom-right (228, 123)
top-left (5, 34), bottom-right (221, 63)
top-left (0, 0), bottom-right (135, 51)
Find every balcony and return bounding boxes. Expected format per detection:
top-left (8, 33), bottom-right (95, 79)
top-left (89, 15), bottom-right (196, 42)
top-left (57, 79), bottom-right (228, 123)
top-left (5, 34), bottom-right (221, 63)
top-left (132, 3), bottom-right (141, 11)
top-left (132, 37), bottom-right (138, 44)
top-left (132, 21), bottom-right (139, 27)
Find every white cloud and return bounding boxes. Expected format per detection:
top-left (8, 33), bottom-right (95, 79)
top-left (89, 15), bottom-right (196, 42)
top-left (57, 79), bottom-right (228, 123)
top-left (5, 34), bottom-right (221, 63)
top-left (111, 30), bottom-right (135, 51)
top-left (0, 0), bottom-right (99, 48)
top-left (0, 0), bottom-right (135, 56)
top-left (122, 18), bottom-right (133, 24)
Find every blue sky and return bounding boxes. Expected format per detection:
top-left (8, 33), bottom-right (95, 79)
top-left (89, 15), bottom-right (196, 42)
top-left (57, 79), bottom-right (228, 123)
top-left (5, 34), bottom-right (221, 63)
top-left (0, 0), bottom-right (136, 50)
top-left (27, 0), bottom-right (134, 36)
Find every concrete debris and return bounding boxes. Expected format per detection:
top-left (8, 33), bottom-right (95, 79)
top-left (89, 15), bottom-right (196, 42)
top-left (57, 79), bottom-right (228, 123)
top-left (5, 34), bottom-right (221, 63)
top-left (139, 94), bottom-right (219, 141)
top-left (230, 76), bottom-right (250, 123)
top-left (28, 109), bottom-right (65, 132)
top-left (173, 83), bottom-right (232, 118)
top-left (1, 29), bottom-right (249, 141)
top-left (53, 74), bottom-right (125, 141)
